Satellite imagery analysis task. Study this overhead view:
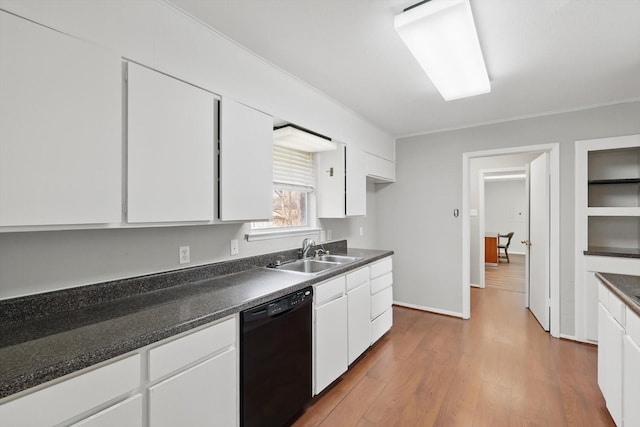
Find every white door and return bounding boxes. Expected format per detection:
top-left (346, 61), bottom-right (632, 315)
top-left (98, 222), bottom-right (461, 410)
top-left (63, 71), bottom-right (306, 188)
top-left (528, 153), bottom-right (550, 330)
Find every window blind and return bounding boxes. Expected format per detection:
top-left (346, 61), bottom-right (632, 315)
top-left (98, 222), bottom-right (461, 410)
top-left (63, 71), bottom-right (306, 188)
top-left (273, 145), bottom-right (315, 189)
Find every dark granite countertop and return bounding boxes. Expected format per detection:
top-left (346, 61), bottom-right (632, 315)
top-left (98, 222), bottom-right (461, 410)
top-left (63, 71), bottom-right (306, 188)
top-left (595, 272), bottom-right (640, 317)
top-left (584, 246), bottom-right (640, 258)
top-left (0, 243), bottom-right (393, 399)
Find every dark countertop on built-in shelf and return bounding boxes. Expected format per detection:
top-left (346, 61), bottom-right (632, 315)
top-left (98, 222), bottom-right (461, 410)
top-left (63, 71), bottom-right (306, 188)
top-left (584, 246), bottom-right (640, 259)
top-left (0, 240), bottom-right (393, 399)
top-left (596, 273), bottom-right (640, 317)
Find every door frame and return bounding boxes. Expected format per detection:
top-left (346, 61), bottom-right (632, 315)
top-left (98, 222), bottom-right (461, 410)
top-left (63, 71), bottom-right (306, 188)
top-left (477, 166), bottom-right (527, 289)
top-left (462, 143), bottom-right (560, 338)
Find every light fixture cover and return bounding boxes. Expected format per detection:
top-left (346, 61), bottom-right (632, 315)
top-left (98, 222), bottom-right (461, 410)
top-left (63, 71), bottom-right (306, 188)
top-left (273, 125), bottom-right (336, 152)
top-left (394, 0), bottom-right (490, 101)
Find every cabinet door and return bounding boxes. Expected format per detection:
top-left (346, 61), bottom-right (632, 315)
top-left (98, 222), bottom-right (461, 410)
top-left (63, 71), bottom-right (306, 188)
top-left (127, 62), bottom-right (215, 223)
top-left (70, 395), bottom-right (142, 427)
top-left (345, 145), bottom-right (366, 216)
top-left (316, 143), bottom-right (367, 218)
top-left (0, 12), bottom-right (121, 226)
top-left (598, 304), bottom-right (624, 426)
top-left (316, 144), bottom-right (346, 218)
top-left (347, 282), bottom-right (370, 365)
top-left (219, 98), bottom-right (272, 221)
top-left (149, 348), bottom-right (237, 427)
top-left (624, 335), bottom-right (640, 427)
top-left (314, 296), bottom-right (348, 395)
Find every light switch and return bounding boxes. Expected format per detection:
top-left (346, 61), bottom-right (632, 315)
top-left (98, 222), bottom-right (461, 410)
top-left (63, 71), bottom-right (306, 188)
top-left (230, 239), bottom-right (239, 256)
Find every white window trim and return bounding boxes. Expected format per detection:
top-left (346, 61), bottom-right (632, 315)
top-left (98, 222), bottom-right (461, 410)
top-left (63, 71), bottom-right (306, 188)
top-left (245, 227), bottom-right (321, 242)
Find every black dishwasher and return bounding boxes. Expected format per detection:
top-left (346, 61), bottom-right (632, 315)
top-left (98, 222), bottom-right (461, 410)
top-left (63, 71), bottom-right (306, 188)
top-left (241, 287), bottom-right (313, 427)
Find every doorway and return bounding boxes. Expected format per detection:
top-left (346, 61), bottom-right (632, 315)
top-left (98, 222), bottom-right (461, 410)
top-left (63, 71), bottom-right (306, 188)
top-left (462, 143), bottom-right (560, 338)
top-left (481, 169), bottom-right (527, 296)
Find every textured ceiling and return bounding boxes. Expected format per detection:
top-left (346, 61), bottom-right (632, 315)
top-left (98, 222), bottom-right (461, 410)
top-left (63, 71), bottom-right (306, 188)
top-left (170, 0), bottom-right (640, 137)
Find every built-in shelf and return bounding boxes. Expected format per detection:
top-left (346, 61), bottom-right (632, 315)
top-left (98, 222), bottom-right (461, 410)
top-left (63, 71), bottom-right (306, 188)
top-left (589, 178), bottom-right (640, 185)
top-left (584, 246), bottom-right (640, 258)
top-left (587, 207), bottom-right (640, 216)
top-left (575, 134), bottom-right (640, 344)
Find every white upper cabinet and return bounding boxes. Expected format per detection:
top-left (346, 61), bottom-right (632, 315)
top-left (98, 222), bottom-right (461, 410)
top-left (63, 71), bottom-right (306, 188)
top-left (0, 11), bottom-right (121, 227)
top-left (218, 98), bottom-right (273, 221)
top-left (366, 152), bottom-right (396, 183)
top-left (316, 143), bottom-right (366, 218)
top-left (126, 62), bottom-right (215, 223)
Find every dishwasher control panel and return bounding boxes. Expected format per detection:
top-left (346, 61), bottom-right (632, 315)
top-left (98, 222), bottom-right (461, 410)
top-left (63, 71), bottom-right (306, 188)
top-left (267, 288), bottom-right (312, 316)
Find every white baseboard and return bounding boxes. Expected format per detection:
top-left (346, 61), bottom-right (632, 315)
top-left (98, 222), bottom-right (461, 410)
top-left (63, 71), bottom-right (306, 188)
top-left (470, 283), bottom-right (484, 288)
top-left (393, 301), bottom-right (463, 318)
top-left (559, 333), bottom-right (598, 345)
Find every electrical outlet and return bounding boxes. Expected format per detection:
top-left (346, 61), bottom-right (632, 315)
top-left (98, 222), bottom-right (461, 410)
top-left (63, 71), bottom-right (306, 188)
top-left (359, 226), bottom-right (364, 236)
top-left (230, 239), bottom-right (239, 256)
top-left (326, 229), bottom-right (332, 241)
top-left (179, 246), bottom-right (190, 264)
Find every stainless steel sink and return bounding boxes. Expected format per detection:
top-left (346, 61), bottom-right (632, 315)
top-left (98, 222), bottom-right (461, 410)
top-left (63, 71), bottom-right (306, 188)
top-left (316, 255), bottom-right (362, 264)
top-left (275, 259), bottom-right (340, 274)
top-left (268, 254), bottom-right (363, 275)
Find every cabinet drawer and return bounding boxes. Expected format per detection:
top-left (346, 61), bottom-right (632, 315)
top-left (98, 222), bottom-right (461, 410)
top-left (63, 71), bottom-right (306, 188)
top-left (627, 307), bottom-right (640, 346)
top-left (149, 316), bottom-right (236, 382)
top-left (371, 272), bottom-right (393, 295)
top-left (371, 307), bottom-right (393, 344)
top-left (0, 355), bottom-right (140, 427)
top-left (608, 292), bottom-right (626, 326)
top-left (314, 276), bottom-right (346, 306)
top-left (371, 286), bottom-right (393, 319)
top-left (370, 257), bottom-right (392, 279)
top-left (71, 394), bottom-right (143, 427)
top-left (346, 267), bottom-right (369, 292)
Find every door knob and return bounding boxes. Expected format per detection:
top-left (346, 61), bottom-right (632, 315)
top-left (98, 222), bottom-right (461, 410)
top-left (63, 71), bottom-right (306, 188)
top-left (521, 240), bottom-right (531, 246)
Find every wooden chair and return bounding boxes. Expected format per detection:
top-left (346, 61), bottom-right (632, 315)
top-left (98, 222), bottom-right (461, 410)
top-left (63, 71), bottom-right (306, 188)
top-left (498, 232), bottom-right (514, 263)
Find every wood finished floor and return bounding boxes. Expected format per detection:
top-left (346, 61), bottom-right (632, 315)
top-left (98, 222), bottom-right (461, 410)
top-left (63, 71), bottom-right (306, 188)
top-left (485, 254), bottom-right (526, 294)
top-left (293, 288), bottom-right (614, 427)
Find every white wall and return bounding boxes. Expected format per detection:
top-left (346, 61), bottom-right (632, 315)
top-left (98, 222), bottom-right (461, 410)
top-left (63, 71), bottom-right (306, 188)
top-left (377, 101), bottom-right (640, 335)
top-left (485, 180), bottom-right (527, 254)
top-left (0, 186), bottom-right (379, 299)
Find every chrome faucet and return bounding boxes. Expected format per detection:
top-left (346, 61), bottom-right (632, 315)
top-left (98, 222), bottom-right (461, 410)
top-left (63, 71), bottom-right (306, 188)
top-left (301, 238), bottom-right (315, 259)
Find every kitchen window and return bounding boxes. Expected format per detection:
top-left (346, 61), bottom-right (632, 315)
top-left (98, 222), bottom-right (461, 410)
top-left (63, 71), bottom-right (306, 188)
top-left (251, 145), bottom-right (316, 232)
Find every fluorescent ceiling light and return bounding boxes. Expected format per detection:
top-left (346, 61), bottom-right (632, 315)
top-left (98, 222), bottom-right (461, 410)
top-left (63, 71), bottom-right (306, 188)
top-left (484, 174), bottom-right (526, 181)
top-left (394, 0), bottom-right (490, 101)
top-left (273, 125), bottom-right (336, 152)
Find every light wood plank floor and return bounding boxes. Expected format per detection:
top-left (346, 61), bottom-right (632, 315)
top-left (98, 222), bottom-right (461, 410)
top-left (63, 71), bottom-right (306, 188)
top-left (293, 287), bottom-right (614, 427)
top-left (485, 254), bottom-right (525, 293)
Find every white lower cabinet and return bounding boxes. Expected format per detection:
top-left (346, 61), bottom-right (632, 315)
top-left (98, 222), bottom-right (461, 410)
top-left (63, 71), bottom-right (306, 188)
top-left (598, 302), bottom-right (624, 426)
top-left (313, 276), bottom-right (348, 395)
top-left (624, 335), bottom-right (640, 427)
top-left (623, 306), bottom-right (640, 427)
top-left (149, 348), bottom-right (236, 427)
top-left (71, 395), bottom-right (143, 427)
top-left (0, 355), bottom-right (140, 427)
top-left (148, 317), bottom-right (237, 427)
top-left (347, 280), bottom-right (371, 365)
top-left (0, 316), bottom-right (238, 427)
top-left (369, 257), bottom-right (394, 345)
top-left (346, 267), bottom-right (370, 365)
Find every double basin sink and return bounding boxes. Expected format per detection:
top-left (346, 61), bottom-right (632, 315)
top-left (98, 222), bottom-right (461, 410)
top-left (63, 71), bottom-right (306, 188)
top-left (269, 255), bottom-right (362, 275)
